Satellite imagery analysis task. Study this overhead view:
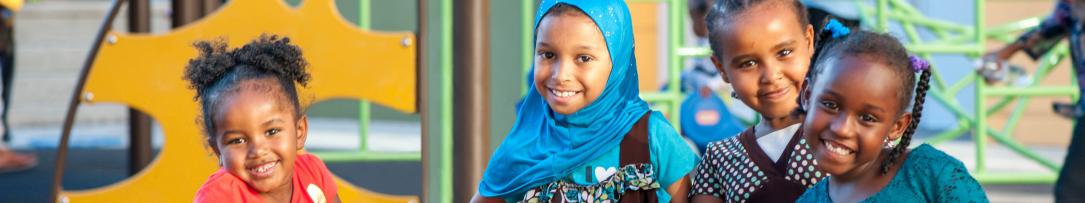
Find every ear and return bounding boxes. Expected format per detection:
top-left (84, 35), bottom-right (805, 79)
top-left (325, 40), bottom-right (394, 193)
top-left (804, 24), bottom-right (815, 52)
top-left (207, 138), bottom-right (224, 166)
top-left (798, 78), bottom-right (812, 111)
top-left (889, 112), bottom-right (913, 141)
top-left (295, 115), bottom-right (309, 151)
top-left (209, 139), bottom-right (221, 156)
top-left (711, 56), bottom-right (731, 83)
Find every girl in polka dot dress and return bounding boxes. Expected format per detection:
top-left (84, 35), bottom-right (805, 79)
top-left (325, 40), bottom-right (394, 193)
top-left (689, 0), bottom-right (828, 202)
top-left (794, 28), bottom-right (988, 203)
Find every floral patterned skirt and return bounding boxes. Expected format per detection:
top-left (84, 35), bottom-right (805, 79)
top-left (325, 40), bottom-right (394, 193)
top-left (520, 163), bottom-right (659, 203)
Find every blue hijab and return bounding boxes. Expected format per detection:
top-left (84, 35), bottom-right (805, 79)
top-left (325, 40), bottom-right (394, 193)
top-left (478, 0), bottom-right (650, 197)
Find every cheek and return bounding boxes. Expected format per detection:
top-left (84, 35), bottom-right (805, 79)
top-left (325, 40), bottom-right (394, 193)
top-left (804, 114), bottom-right (830, 139)
top-left (533, 66), bottom-right (549, 85)
top-left (583, 65), bottom-right (611, 99)
top-left (533, 66), bottom-right (550, 94)
top-left (220, 147), bottom-right (246, 169)
top-left (855, 130), bottom-right (889, 161)
top-left (782, 62), bottom-right (809, 85)
top-left (272, 134), bottom-right (298, 152)
top-left (725, 70), bottom-right (759, 94)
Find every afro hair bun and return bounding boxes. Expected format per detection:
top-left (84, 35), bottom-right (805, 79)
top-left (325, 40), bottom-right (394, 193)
top-left (183, 34), bottom-right (310, 101)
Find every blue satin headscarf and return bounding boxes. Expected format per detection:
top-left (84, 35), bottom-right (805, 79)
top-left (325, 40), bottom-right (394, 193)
top-left (478, 0), bottom-right (650, 197)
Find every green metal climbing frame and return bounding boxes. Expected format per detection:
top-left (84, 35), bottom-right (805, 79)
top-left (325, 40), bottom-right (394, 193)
top-left (856, 0), bottom-right (1072, 184)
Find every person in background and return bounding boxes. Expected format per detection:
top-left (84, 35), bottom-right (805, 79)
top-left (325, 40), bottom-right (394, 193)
top-left (0, 0), bottom-right (32, 174)
top-left (983, 1), bottom-right (1085, 202)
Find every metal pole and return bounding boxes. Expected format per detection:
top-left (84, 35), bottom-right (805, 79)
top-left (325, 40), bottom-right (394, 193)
top-left (202, 0), bottom-right (221, 15)
top-left (669, 0), bottom-right (685, 130)
top-left (520, 0), bottom-right (533, 94)
top-left (417, 0), bottom-right (433, 201)
top-left (51, 1), bottom-right (127, 202)
top-left (973, 0), bottom-right (987, 174)
top-left (453, 0), bottom-right (490, 201)
top-left (172, 0), bottom-right (202, 27)
top-left (358, 0), bottom-right (371, 154)
top-left (127, 0), bottom-right (153, 176)
top-left (877, 0), bottom-right (888, 32)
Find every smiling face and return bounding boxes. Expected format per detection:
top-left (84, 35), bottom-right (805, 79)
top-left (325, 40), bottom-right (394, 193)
top-left (211, 79), bottom-right (308, 195)
top-left (533, 10), bottom-right (613, 115)
top-left (802, 56), bottom-right (910, 181)
top-left (710, 2), bottom-right (814, 120)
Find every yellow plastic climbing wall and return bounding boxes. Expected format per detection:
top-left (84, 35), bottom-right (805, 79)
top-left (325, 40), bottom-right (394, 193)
top-left (64, 0), bottom-right (418, 202)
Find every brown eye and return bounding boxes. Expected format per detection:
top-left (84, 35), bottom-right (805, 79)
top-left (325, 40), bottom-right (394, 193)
top-left (859, 114), bottom-right (879, 123)
top-left (819, 100), bottom-right (839, 112)
top-left (777, 49), bottom-right (793, 58)
top-left (265, 128), bottom-right (280, 136)
top-left (226, 138), bottom-right (246, 145)
top-left (739, 60), bottom-right (757, 69)
top-left (537, 51), bottom-right (555, 59)
top-left (576, 55), bottom-right (594, 63)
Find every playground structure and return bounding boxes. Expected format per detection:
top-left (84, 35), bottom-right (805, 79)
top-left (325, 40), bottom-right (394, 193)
top-left (852, 0), bottom-right (1072, 183)
top-left (44, 0), bottom-right (1077, 202)
top-left (52, 0), bottom-right (418, 202)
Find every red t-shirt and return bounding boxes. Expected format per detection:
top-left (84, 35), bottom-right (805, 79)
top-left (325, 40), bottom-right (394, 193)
top-left (195, 153), bottom-right (339, 203)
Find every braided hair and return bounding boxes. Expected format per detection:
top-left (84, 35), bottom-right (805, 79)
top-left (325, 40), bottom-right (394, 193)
top-left (803, 26), bottom-right (932, 174)
top-left (182, 34), bottom-right (311, 146)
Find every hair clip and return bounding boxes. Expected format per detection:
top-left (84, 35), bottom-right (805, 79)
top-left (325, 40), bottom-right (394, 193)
top-left (909, 55), bottom-right (930, 72)
top-left (824, 19), bottom-right (850, 39)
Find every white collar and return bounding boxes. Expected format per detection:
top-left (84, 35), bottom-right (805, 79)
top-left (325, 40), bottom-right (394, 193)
top-left (754, 121), bottom-right (802, 162)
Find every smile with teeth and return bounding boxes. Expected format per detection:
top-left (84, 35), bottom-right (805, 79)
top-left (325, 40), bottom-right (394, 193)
top-left (549, 88), bottom-right (581, 98)
top-left (824, 141), bottom-right (855, 156)
top-left (248, 161), bottom-right (279, 178)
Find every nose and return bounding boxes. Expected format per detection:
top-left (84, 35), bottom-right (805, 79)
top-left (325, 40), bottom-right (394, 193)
top-left (829, 114), bottom-right (856, 139)
top-left (759, 60), bottom-right (782, 84)
top-left (247, 136), bottom-right (268, 159)
top-left (550, 57), bottom-right (574, 84)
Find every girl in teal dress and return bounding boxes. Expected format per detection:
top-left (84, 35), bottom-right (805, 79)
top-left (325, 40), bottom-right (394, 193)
top-left (472, 0), bottom-right (699, 202)
top-left (795, 26), bottom-right (988, 202)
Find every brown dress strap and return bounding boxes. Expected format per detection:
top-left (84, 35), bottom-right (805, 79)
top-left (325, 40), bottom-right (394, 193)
top-left (619, 111), bottom-right (658, 203)
top-left (620, 112), bottom-right (653, 165)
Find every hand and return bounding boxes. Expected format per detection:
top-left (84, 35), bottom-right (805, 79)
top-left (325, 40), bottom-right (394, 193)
top-left (1053, 101), bottom-right (1079, 119)
top-left (977, 53), bottom-right (1007, 85)
top-left (978, 46), bottom-right (1019, 85)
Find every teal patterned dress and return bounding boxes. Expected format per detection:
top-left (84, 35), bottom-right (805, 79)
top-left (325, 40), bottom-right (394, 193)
top-left (797, 144), bottom-right (989, 202)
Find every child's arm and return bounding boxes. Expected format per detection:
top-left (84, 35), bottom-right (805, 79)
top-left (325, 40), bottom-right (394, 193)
top-left (985, 1), bottom-right (1073, 62)
top-left (470, 192), bottom-right (506, 203)
top-left (666, 173), bottom-right (692, 203)
top-left (645, 112), bottom-right (700, 202)
top-left (688, 146), bottom-right (725, 203)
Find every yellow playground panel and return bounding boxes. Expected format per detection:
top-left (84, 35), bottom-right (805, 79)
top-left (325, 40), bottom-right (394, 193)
top-left (64, 0), bottom-right (417, 202)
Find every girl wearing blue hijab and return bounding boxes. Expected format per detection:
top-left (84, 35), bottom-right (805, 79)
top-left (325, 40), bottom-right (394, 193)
top-left (473, 0), bottom-right (698, 202)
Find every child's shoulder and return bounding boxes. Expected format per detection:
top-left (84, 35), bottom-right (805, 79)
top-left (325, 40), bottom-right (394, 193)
top-left (703, 133), bottom-right (749, 160)
top-left (195, 169), bottom-right (257, 202)
top-left (295, 153), bottom-right (327, 168)
top-left (902, 144), bottom-right (968, 176)
top-left (293, 153), bottom-right (333, 179)
top-left (906, 144), bottom-right (964, 166)
top-left (644, 111), bottom-right (685, 144)
top-left (292, 153), bottom-right (339, 199)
